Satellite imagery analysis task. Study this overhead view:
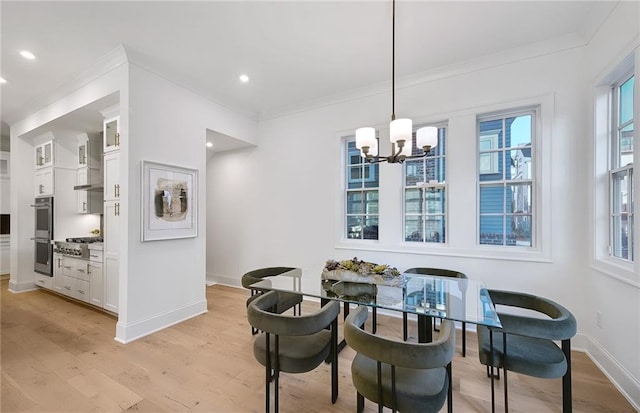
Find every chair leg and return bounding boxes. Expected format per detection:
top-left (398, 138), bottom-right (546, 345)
top-left (356, 392), bottom-right (365, 413)
top-left (402, 312), bottom-right (408, 341)
top-left (265, 333), bottom-right (271, 413)
top-left (461, 322), bottom-right (466, 357)
top-left (503, 332), bottom-right (508, 413)
top-left (490, 330), bottom-right (495, 413)
top-left (372, 307), bottom-right (377, 334)
top-left (274, 336), bottom-right (280, 413)
top-left (331, 317), bottom-right (338, 403)
top-left (447, 362), bottom-right (453, 413)
top-left (562, 339), bottom-right (573, 413)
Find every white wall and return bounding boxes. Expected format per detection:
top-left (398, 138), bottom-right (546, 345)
top-left (118, 63), bottom-right (258, 342)
top-left (207, 3), bottom-right (638, 408)
top-left (585, 2), bottom-right (640, 407)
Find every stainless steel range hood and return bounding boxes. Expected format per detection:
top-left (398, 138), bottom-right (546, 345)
top-left (74, 183), bottom-right (104, 192)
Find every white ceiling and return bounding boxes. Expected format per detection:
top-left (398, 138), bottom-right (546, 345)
top-left (0, 1), bottom-right (618, 127)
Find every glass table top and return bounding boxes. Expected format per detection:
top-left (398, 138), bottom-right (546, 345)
top-left (252, 271), bottom-right (502, 328)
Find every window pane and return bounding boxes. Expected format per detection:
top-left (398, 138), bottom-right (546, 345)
top-left (364, 164), bottom-right (379, 188)
top-left (364, 191), bottom-right (379, 214)
top-left (612, 214), bottom-right (630, 260)
top-left (507, 214), bottom-right (532, 246)
top-left (425, 217), bottom-right (445, 243)
top-left (508, 183), bottom-right (532, 214)
top-left (620, 75), bottom-right (634, 125)
top-left (619, 122), bottom-right (634, 166)
top-left (480, 185), bottom-right (505, 214)
top-left (347, 215), bottom-right (362, 239)
top-left (612, 170), bottom-right (629, 214)
top-left (405, 216), bottom-right (423, 242)
top-left (347, 191), bottom-right (363, 214)
top-left (405, 188), bottom-right (423, 213)
top-left (479, 151), bottom-right (501, 180)
top-left (405, 160), bottom-right (424, 186)
top-left (363, 217), bottom-right (378, 240)
top-left (506, 115), bottom-right (532, 148)
top-left (479, 119), bottom-right (504, 149)
top-left (425, 157), bottom-right (446, 182)
top-left (480, 215), bottom-right (504, 245)
top-left (425, 189), bottom-right (446, 214)
top-left (509, 149), bottom-right (532, 180)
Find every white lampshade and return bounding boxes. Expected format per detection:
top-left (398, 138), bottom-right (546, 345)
top-left (356, 127), bottom-right (376, 150)
top-left (416, 126), bottom-right (438, 150)
top-left (389, 118), bottom-right (412, 144)
top-left (365, 139), bottom-right (379, 157)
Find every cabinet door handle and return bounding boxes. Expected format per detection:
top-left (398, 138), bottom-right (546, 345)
top-left (83, 201), bottom-right (87, 212)
top-left (77, 289), bottom-right (85, 295)
top-left (37, 279), bottom-right (44, 284)
top-left (114, 184), bottom-right (120, 198)
top-left (86, 263), bottom-right (91, 274)
top-left (39, 184), bottom-right (44, 194)
top-left (77, 268), bottom-right (85, 273)
top-left (63, 265), bottom-right (72, 270)
top-left (115, 132), bottom-right (120, 147)
top-left (64, 286), bottom-right (71, 291)
top-left (115, 203), bottom-right (120, 216)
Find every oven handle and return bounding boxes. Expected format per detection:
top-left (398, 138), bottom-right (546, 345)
top-left (30, 204), bottom-right (51, 208)
top-left (30, 237), bottom-right (51, 242)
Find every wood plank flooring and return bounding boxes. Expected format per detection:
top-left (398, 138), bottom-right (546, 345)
top-left (1, 280), bottom-right (636, 412)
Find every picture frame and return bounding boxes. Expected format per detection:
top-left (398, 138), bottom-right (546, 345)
top-left (141, 161), bottom-right (198, 241)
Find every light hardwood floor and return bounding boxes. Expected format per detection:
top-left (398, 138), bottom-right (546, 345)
top-left (1, 280), bottom-right (636, 413)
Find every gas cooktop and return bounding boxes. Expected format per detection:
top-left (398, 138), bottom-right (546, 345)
top-left (65, 236), bottom-right (103, 243)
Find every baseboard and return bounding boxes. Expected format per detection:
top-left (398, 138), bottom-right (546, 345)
top-left (207, 273), bottom-right (242, 288)
top-left (8, 279), bottom-right (38, 293)
top-left (584, 336), bottom-right (640, 410)
top-left (114, 299), bottom-right (208, 344)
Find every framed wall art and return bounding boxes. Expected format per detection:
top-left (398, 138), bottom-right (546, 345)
top-left (141, 161), bottom-right (198, 241)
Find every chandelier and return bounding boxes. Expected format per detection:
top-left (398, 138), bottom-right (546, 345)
top-left (355, 0), bottom-right (438, 164)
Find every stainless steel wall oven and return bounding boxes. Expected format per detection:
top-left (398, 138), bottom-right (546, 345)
top-left (32, 197), bottom-right (53, 275)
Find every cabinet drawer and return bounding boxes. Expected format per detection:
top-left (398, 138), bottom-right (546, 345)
top-left (88, 250), bottom-right (103, 262)
top-left (74, 279), bottom-right (90, 303)
top-left (34, 274), bottom-right (53, 290)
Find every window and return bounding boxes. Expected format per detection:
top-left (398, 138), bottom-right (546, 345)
top-left (404, 126), bottom-right (446, 243)
top-left (610, 74), bottom-right (634, 261)
top-left (345, 140), bottom-right (379, 240)
top-left (478, 109), bottom-right (536, 247)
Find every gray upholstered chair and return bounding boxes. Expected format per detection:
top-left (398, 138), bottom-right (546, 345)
top-left (403, 267), bottom-right (468, 356)
top-left (247, 291), bottom-right (340, 413)
top-left (476, 290), bottom-right (577, 413)
top-left (241, 267), bottom-right (303, 334)
top-left (344, 305), bottom-right (456, 413)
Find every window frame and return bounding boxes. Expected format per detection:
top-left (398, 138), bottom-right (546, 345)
top-left (609, 71), bottom-right (634, 262)
top-left (402, 124), bottom-right (448, 245)
top-left (477, 107), bottom-right (538, 249)
top-left (344, 138), bottom-right (380, 241)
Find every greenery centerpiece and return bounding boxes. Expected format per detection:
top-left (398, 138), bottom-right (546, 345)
top-left (321, 257), bottom-right (402, 287)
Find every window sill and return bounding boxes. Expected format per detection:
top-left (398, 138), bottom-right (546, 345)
top-left (334, 242), bottom-right (552, 263)
top-left (591, 257), bottom-right (639, 288)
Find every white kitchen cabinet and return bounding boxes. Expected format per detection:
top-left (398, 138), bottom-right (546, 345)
top-left (35, 141), bottom-right (54, 169)
top-left (61, 256), bottom-right (91, 303)
top-left (77, 134), bottom-right (102, 169)
top-left (34, 273), bottom-right (53, 290)
top-left (103, 116), bottom-right (120, 153)
top-left (76, 168), bottom-right (103, 214)
top-left (103, 201), bottom-right (120, 313)
top-left (0, 235), bottom-right (10, 275)
top-left (88, 260), bottom-right (103, 307)
top-left (103, 151), bottom-right (120, 202)
top-left (34, 167), bottom-right (54, 197)
top-left (53, 253), bottom-right (64, 293)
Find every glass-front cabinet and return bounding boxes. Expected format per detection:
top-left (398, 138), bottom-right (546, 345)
top-left (35, 141), bottom-right (53, 169)
top-left (103, 116), bottom-right (120, 153)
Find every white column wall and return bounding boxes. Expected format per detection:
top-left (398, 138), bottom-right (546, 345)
top-left (585, 2), bottom-right (640, 407)
top-left (118, 63), bottom-right (257, 342)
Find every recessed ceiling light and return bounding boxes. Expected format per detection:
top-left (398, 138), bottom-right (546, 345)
top-left (206, 142), bottom-right (213, 148)
top-left (20, 50), bottom-right (36, 60)
top-left (0, 77), bottom-right (6, 84)
top-left (239, 74), bottom-right (250, 83)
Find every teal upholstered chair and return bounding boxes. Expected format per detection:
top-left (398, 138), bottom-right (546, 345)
top-left (344, 305), bottom-right (456, 413)
top-left (247, 291), bottom-right (340, 413)
top-left (403, 267), bottom-right (468, 356)
top-left (241, 267), bottom-right (303, 334)
top-left (476, 290), bottom-right (577, 413)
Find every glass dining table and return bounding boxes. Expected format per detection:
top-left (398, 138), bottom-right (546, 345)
top-left (251, 270), bottom-right (502, 343)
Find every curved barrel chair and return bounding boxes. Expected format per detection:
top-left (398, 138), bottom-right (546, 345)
top-left (476, 290), bottom-right (577, 413)
top-left (344, 305), bottom-right (456, 413)
top-left (241, 267), bottom-right (303, 334)
top-left (403, 267), bottom-right (468, 356)
top-left (247, 291), bottom-right (340, 413)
